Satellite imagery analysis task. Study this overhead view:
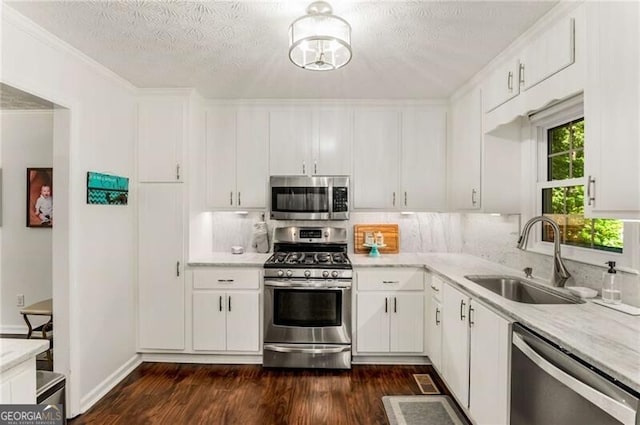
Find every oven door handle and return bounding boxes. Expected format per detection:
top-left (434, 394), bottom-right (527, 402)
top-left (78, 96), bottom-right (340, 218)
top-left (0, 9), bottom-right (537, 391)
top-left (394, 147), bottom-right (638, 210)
top-left (264, 280), bottom-right (351, 289)
top-left (264, 345), bottom-right (351, 354)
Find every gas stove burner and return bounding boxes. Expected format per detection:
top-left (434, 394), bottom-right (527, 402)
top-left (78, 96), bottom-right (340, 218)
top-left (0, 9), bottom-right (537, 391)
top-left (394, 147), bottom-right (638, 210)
top-left (316, 253), bottom-right (331, 263)
top-left (285, 253), bottom-right (303, 264)
top-left (332, 253), bottom-right (345, 263)
top-left (273, 253), bottom-right (287, 263)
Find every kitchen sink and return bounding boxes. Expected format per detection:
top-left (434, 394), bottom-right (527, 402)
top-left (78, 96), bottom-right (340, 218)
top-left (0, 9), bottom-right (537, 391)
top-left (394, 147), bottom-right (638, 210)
top-left (464, 275), bottom-right (585, 304)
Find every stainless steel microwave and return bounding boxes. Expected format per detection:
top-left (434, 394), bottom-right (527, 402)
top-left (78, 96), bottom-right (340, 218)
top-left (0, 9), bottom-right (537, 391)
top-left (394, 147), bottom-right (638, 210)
top-left (270, 176), bottom-right (349, 220)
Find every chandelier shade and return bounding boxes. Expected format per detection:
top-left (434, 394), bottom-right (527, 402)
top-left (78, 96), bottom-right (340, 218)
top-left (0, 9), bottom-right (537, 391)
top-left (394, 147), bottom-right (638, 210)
top-left (289, 1), bottom-right (352, 71)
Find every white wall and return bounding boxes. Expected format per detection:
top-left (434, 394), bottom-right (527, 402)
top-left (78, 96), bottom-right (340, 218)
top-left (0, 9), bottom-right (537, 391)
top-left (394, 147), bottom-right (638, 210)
top-left (1, 5), bottom-right (138, 415)
top-left (0, 111), bottom-right (53, 332)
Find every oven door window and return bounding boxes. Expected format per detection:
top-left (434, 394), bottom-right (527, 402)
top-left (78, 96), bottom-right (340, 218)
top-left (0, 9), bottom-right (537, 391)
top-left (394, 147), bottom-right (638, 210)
top-left (273, 289), bottom-right (342, 327)
top-left (272, 187), bottom-right (329, 213)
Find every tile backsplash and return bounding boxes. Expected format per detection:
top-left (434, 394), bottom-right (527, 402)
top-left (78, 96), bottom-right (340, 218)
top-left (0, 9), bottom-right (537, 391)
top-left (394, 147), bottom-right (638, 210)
top-left (191, 210), bottom-right (639, 307)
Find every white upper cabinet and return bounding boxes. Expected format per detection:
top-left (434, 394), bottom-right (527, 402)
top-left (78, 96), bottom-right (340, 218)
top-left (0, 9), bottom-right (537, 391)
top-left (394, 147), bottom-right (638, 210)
top-left (206, 108), bottom-right (236, 208)
top-left (269, 109), bottom-right (313, 176)
top-left (270, 108), bottom-right (353, 176)
top-left (584, 1), bottom-right (640, 219)
top-left (520, 17), bottom-right (575, 92)
top-left (315, 108), bottom-right (353, 176)
top-left (483, 14), bottom-right (576, 115)
top-left (205, 107), bottom-right (269, 209)
top-left (138, 97), bottom-right (186, 182)
top-left (449, 88), bottom-right (482, 211)
top-left (353, 109), bottom-right (400, 209)
top-left (483, 60), bottom-right (521, 113)
top-left (401, 107), bottom-right (447, 211)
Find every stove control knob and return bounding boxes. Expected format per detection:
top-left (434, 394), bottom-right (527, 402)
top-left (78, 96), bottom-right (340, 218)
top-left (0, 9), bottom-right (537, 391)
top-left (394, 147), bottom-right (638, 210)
top-left (304, 270), bottom-right (311, 278)
top-left (331, 271), bottom-right (339, 278)
top-left (322, 270), bottom-right (329, 278)
top-left (286, 270), bottom-right (293, 277)
top-left (277, 270), bottom-right (284, 277)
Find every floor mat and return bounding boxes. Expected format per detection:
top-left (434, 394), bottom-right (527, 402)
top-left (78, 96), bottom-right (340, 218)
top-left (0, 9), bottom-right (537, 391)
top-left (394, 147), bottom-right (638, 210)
top-left (413, 373), bottom-right (440, 394)
top-left (382, 395), bottom-right (470, 425)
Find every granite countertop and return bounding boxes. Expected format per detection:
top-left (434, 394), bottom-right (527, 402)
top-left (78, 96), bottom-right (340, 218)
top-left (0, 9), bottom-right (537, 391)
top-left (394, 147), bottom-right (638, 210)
top-left (0, 339), bottom-right (49, 372)
top-left (355, 252), bottom-right (640, 394)
top-left (189, 252), bottom-right (271, 266)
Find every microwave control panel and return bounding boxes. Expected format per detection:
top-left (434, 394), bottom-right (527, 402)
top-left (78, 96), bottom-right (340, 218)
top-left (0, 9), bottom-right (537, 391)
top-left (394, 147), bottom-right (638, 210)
top-left (333, 187), bottom-right (349, 212)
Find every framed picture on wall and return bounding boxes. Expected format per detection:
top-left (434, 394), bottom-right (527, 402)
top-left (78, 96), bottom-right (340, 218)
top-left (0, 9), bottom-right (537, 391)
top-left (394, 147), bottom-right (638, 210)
top-left (26, 167), bottom-right (53, 228)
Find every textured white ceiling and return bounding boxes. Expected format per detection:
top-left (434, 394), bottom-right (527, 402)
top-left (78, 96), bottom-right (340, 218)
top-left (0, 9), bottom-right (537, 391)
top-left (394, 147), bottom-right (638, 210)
top-left (6, 1), bottom-right (557, 99)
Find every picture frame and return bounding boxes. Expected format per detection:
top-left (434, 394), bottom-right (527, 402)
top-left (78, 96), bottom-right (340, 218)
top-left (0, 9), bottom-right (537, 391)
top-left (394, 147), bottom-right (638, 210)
top-left (26, 167), bottom-right (53, 228)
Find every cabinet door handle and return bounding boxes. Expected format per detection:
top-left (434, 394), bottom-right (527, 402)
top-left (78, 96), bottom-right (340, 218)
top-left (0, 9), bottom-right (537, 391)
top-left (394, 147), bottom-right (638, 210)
top-left (302, 161), bottom-right (306, 175)
top-left (392, 192), bottom-right (396, 206)
top-left (404, 191), bottom-right (407, 206)
top-left (430, 284), bottom-right (440, 292)
top-left (507, 71), bottom-right (513, 91)
top-left (238, 192), bottom-right (241, 206)
top-left (394, 297), bottom-right (397, 313)
top-left (471, 189), bottom-right (477, 206)
top-left (314, 161), bottom-right (317, 175)
top-left (176, 164), bottom-right (181, 180)
top-left (228, 295), bottom-right (231, 312)
top-left (385, 297), bottom-right (388, 313)
top-left (176, 261), bottom-right (180, 277)
top-left (230, 191), bottom-right (233, 206)
top-left (217, 279), bottom-right (234, 283)
top-left (469, 305), bottom-right (475, 327)
top-left (382, 280), bottom-right (399, 284)
top-left (519, 63), bottom-right (525, 85)
top-left (587, 175), bottom-right (596, 206)
top-left (435, 308), bottom-right (440, 325)
top-left (460, 300), bottom-right (466, 321)
top-left (219, 295), bottom-right (223, 312)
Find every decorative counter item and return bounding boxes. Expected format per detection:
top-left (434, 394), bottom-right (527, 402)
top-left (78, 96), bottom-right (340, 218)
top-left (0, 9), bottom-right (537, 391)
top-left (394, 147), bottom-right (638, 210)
top-left (231, 246), bottom-right (244, 255)
top-left (354, 224), bottom-right (399, 254)
top-left (363, 242), bottom-right (387, 257)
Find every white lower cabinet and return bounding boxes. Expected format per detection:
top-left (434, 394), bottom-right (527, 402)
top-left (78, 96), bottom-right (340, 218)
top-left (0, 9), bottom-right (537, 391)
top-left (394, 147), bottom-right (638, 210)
top-left (441, 282), bottom-right (511, 425)
top-left (426, 274), bottom-right (443, 371)
top-left (469, 300), bottom-right (510, 425)
top-left (138, 183), bottom-right (185, 350)
top-left (193, 290), bottom-right (260, 353)
top-left (356, 268), bottom-right (424, 354)
top-left (192, 268), bottom-right (261, 353)
top-left (0, 357), bottom-right (36, 404)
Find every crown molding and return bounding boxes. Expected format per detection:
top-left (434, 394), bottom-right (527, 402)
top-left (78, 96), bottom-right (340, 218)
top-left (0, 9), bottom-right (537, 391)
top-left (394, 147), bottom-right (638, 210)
top-left (203, 98), bottom-right (449, 107)
top-left (1, 4), bottom-right (138, 95)
top-left (450, 0), bottom-right (583, 103)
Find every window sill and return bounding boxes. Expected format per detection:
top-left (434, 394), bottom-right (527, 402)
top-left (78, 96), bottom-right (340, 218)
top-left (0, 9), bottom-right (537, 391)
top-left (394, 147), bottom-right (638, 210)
top-left (526, 241), bottom-right (639, 275)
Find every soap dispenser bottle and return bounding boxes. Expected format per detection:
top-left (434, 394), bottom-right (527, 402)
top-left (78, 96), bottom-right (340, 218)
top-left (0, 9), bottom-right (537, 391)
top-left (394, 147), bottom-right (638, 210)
top-left (602, 261), bottom-right (622, 304)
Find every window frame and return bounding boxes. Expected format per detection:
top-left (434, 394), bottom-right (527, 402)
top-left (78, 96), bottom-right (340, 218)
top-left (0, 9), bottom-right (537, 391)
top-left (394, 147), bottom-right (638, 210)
top-left (526, 96), bottom-right (637, 271)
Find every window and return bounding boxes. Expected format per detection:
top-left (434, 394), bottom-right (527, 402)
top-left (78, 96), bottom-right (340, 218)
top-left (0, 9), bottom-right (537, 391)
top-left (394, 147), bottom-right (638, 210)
top-left (540, 119), bottom-right (623, 253)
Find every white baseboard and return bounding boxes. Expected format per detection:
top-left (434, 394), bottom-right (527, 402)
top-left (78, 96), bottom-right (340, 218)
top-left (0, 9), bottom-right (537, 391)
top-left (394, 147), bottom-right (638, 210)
top-left (79, 354), bottom-right (142, 413)
top-left (352, 355), bottom-right (431, 365)
top-left (141, 353), bottom-right (262, 364)
top-left (0, 325), bottom-right (27, 334)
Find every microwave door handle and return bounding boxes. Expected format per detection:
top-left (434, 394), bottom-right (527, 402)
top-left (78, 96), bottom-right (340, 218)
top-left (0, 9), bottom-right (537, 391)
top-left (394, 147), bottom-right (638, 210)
top-left (513, 334), bottom-right (637, 425)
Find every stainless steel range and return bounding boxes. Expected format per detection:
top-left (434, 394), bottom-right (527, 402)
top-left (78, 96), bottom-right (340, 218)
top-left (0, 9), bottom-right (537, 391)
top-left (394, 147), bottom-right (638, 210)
top-left (263, 226), bottom-right (352, 369)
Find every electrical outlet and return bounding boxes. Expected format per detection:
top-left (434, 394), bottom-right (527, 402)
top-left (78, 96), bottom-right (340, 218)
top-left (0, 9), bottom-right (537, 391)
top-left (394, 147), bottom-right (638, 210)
top-left (17, 294), bottom-right (24, 307)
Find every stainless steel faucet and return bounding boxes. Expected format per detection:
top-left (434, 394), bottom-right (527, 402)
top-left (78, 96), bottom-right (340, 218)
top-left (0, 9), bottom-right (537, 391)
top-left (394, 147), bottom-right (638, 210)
top-left (517, 215), bottom-right (572, 287)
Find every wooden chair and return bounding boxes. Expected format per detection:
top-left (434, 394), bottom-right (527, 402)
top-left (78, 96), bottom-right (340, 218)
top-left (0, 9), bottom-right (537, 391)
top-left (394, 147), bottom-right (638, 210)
top-left (20, 298), bottom-right (53, 369)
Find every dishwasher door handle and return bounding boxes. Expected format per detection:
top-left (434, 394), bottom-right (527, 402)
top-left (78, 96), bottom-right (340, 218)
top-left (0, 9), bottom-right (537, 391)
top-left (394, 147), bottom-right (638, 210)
top-left (513, 333), bottom-right (637, 425)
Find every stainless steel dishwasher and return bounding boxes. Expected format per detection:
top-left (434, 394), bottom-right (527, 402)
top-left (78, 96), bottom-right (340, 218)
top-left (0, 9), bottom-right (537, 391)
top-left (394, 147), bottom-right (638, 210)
top-left (511, 324), bottom-right (639, 425)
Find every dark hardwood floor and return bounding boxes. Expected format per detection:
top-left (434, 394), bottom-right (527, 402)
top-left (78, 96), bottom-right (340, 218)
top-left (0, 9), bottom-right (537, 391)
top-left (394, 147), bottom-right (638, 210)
top-left (70, 363), bottom-right (454, 425)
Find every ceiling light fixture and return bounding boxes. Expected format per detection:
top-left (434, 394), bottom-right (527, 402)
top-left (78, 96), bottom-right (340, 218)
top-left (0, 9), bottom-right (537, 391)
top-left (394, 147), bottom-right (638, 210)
top-left (288, 1), bottom-right (352, 71)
